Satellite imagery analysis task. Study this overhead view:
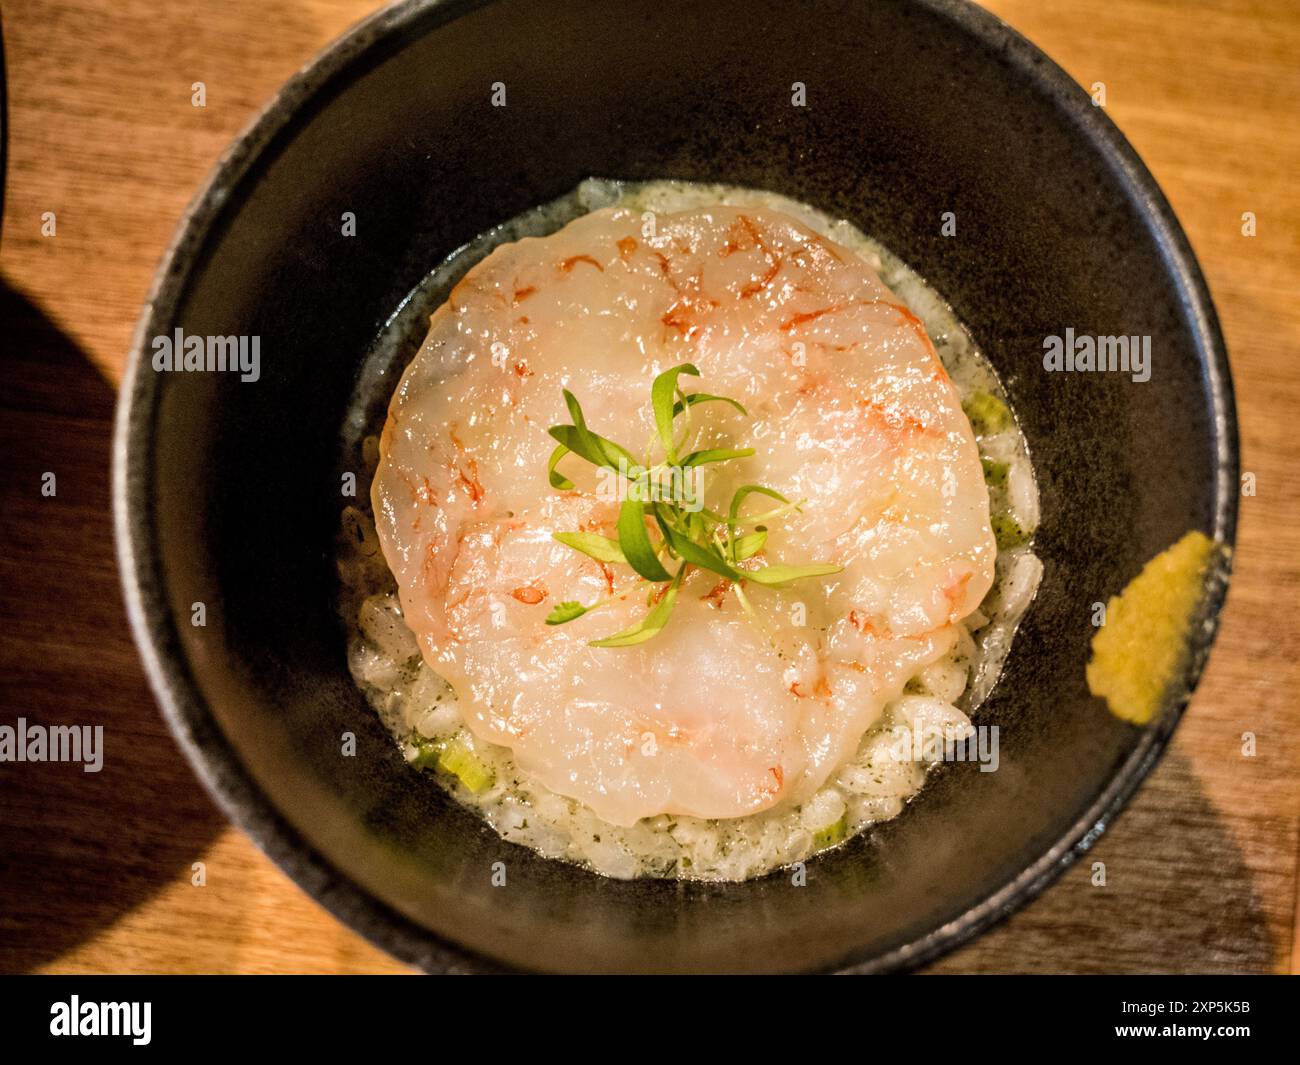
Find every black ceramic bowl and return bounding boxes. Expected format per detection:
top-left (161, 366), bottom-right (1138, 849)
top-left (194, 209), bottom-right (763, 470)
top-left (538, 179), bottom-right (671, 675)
top-left (114, 0), bottom-right (1236, 973)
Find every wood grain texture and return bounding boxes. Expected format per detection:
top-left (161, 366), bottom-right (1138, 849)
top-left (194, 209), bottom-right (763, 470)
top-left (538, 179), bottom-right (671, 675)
top-left (0, 0), bottom-right (1296, 974)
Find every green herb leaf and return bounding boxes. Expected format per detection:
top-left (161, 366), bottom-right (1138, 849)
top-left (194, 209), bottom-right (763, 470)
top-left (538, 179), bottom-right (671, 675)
top-left (547, 443), bottom-right (575, 490)
top-left (552, 532), bottom-right (627, 565)
top-left (680, 446), bottom-right (755, 467)
top-left (671, 392), bottom-right (748, 419)
top-left (745, 562), bottom-right (843, 586)
top-left (727, 484), bottom-right (790, 558)
top-left (683, 508), bottom-right (707, 542)
top-left (732, 528), bottom-right (768, 560)
top-left (551, 389), bottom-right (639, 471)
top-left (547, 424), bottom-right (633, 472)
top-left (728, 484), bottom-right (790, 526)
top-left (665, 526), bottom-right (743, 581)
top-left (651, 363), bottom-right (700, 462)
top-left (650, 502), bottom-right (679, 556)
top-left (617, 499), bottom-right (674, 582)
top-left (544, 367), bottom-right (843, 648)
top-left (545, 601), bottom-right (590, 625)
top-left (590, 566), bottom-right (686, 647)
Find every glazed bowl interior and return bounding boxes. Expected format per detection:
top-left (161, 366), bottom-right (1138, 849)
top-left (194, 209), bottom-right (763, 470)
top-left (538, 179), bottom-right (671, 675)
top-left (118, 0), bottom-right (1235, 973)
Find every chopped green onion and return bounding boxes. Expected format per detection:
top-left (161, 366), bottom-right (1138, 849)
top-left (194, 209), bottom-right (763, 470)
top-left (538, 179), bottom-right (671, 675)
top-left (981, 457), bottom-right (1009, 487)
top-left (962, 390), bottom-right (1011, 435)
top-left (437, 737), bottom-right (495, 793)
top-left (813, 815), bottom-right (848, 850)
top-left (991, 513), bottom-right (1030, 550)
top-left (410, 737), bottom-right (443, 770)
top-left (410, 735), bottom-right (495, 793)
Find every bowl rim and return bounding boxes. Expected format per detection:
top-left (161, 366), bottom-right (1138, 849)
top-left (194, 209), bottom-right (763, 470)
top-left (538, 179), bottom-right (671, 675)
top-left (112, 0), bottom-right (1239, 974)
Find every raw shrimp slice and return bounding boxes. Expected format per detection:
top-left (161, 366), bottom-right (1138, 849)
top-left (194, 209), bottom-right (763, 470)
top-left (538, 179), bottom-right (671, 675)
top-left (371, 204), bottom-right (995, 826)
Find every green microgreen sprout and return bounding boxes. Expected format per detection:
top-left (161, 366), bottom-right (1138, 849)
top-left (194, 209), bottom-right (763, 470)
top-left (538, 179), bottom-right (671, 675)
top-left (543, 363), bottom-right (841, 646)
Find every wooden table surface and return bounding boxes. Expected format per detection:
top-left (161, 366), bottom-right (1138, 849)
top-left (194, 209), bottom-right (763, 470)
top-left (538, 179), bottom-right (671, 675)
top-left (1, 0), bottom-right (1297, 975)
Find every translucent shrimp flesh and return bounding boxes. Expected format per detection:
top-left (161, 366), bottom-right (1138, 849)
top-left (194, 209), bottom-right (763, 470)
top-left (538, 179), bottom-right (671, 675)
top-left (371, 204), bottom-right (995, 826)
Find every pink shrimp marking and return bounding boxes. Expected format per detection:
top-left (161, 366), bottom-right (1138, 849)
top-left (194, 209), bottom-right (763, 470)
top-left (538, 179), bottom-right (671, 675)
top-left (510, 582), bottom-right (548, 605)
top-left (560, 254), bottom-right (603, 274)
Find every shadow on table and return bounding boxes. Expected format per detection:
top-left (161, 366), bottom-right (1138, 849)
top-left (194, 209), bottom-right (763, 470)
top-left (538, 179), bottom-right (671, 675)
top-left (925, 748), bottom-right (1279, 974)
top-left (0, 281), bottom-right (228, 972)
